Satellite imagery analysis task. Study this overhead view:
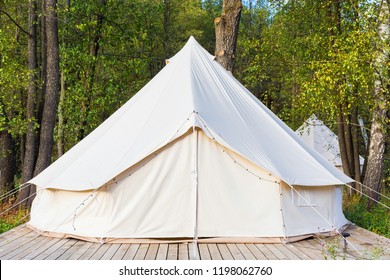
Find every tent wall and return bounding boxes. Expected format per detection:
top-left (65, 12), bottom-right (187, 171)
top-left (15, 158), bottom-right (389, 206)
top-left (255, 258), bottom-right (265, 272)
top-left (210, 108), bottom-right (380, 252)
top-left (197, 130), bottom-right (285, 237)
top-left (29, 129), bottom-right (347, 241)
top-left (29, 130), bottom-right (286, 240)
top-left (281, 183), bottom-right (348, 237)
top-left (29, 132), bottom-right (196, 239)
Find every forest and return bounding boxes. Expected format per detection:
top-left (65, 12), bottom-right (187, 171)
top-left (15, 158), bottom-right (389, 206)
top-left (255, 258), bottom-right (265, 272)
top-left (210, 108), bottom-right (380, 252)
top-left (0, 0), bottom-right (389, 236)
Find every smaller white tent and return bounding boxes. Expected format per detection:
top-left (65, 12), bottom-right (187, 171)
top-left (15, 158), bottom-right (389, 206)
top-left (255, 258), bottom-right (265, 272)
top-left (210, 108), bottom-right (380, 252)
top-left (295, 114), bottom-right (364, 171)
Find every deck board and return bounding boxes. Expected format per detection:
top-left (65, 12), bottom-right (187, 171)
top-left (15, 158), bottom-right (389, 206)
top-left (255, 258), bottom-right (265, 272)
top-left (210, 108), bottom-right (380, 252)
top-left (111, 244), bottom-right (131, 260)
top-left (123, 244), bottom-right (140, 260)
top-left (156, 243), bottom-right (168, 260)
top-left (178, 243), bottom-right (189, 260)
top-left (245, 243), bottom-right (268, 260)
top-left (167, 244), bottom-right (178, 260)
top-left (198, 243), bottom-right (211, 260)
top-left (207, 244), bottom-right (222, 260)
top-left (217, 244), bottom-right (234, 260)
top-left (0, 224), bottom-right (389, 260)
top-left (101, 243), bottom-right (121, 260)
top-left (145, 244), bottom-right (159, 260)
top-left (57, 240), bottom-right (87, 260)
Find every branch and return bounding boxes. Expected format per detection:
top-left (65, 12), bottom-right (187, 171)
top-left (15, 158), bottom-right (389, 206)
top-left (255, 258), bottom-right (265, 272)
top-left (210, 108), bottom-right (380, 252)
top-left (0, 9), bottom-right (30, 36)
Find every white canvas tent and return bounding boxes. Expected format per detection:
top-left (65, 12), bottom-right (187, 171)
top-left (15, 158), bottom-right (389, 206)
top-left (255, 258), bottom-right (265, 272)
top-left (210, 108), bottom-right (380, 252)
top-left (295, 114), bottom-right (364, 172)
top-left (28, 37), bottom-right (352, 243)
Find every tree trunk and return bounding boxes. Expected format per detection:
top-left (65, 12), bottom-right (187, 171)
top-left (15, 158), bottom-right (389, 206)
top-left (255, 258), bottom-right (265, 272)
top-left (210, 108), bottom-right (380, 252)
top-left (17, 0), bottom-right (39, 207)
top-left (214, 0), bottom-right (242, 73)
top-left (337, 110), bottom-right (352, 178)
top-left (0, 130), bottom-right (16, 195)
top-left (351, 107), bottom-right (361, 186)
top-left (56, 0), bottom-right (71, 157)
top-left (33, 0), bottom-right (59, 179)
top-left (363, 0), bottom-right (389, 209)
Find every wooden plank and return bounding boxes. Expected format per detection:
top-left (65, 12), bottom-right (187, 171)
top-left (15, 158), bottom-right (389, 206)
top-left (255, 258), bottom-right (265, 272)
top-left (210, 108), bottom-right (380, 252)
top-left (188, 243), bottom-right (200, 260)
top-left (8, 236), bottom-right (47, 260)
top-left (145, 244), bottom-right (159, 260)
top-left (179, 243), bottom-right (189, 260)
top-left (78, 242), bottom-right (104, 260)
top-left (294, 240), bottom-right (324, 259)
top-left (101, 243), bottom-right (121, 260)
top-left (123, 244), bottom-right (140, 260)
top-left (245, 244), bottom-right (267, 260)
top-left (273, 244), bottom-right (300, 260)
top-left (235, 244), bottom-right (256, 260)
top-left (67, 242), bottom-right (94, 260)
top-left (22, 237), bottom-right (63, 259)
top-left (226, 244), bottom-right (245, 260)
top-left (57, 240), bottom-right (87, 260)
top-left (217, 244), bottom-right (234, 260)
top-left (0, 225), bottom-right (31, 243)
top-left (33, 238), bottom-right (71, 260)
top-left (111, 244), bottom-right (131, 260)
top-left (89, 244), bottom-right (112, 260)
top-left (45, 239), bottom-right (78, 260)
top-left (346, 236), bottom-right (378, 259)
top-left (198, 244), bottom-right (211, 260)
top-left (0, 230), bottom-right (40, 258)
top-left (263, 244), bottom-right (288, 260)
top-left (133, 244), bottom-right (149, 260)
top-left (156, 243), bottom-right (168, 260)
top-left (284, 243), bottom-right (311, 260)
top-left (167, 244), bottom-right (178, 260)
top-left (207, 244), bottom-right (222, 260)
top-left (254, 244), bottom-right (278, 260)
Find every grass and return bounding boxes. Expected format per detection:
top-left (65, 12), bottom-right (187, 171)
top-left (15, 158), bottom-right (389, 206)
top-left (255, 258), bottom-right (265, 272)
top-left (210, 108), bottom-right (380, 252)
top-left (0, 198), bottom-right (30, 234)
top-left (343, 193), bottom-right (390, 238)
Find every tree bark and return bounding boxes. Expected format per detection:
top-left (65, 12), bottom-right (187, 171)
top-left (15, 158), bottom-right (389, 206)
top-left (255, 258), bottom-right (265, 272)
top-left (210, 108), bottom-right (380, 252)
top-left (351, 107), bottom-right (361, 186)
top-left (0, 130), bottom-right (16, 195)
top-left (214, 0), bottom-right (242, 73)
top-left (33, 0), bottom-right (59, 179)
top-left (56, 0), bottom-right (71, 157)
top-left (363, 0), bottom-right (389, 209)
top-left (337, 110), bottom-right (352, 178)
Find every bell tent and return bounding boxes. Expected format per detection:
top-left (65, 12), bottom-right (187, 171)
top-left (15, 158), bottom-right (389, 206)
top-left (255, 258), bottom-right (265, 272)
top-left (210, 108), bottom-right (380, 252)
top-left (28, 37), bottom-right (352, 243)
top-left (295, 114), bottom-right (364, 172)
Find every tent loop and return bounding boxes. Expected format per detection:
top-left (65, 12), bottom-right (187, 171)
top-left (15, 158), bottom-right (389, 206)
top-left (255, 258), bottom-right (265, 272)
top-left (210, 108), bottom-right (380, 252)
top-left (72, 188), bottom-right (99, 231)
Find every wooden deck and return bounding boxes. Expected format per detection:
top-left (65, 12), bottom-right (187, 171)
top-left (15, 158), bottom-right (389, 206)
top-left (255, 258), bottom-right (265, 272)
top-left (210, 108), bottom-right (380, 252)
top-left (0, 224), bottom-right (389, 260)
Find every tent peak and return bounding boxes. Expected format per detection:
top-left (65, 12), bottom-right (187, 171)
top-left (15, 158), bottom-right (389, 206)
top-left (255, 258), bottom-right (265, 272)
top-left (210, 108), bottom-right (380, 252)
top-left (186, 36), bottom-right (199, 45)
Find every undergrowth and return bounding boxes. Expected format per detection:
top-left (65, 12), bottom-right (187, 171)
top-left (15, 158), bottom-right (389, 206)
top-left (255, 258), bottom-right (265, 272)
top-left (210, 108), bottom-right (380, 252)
top-left (0, 198), bottom-right (30, 234)
top-left (343, 193), bottom-right (390, 238)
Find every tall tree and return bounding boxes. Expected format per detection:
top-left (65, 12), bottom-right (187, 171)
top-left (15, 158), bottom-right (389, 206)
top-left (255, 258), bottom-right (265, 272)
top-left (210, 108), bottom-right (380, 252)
top-left (0, 1), bottom-right (29, 196)
top-left (214, 0), bottom-right (242, 73)
top-left (0, 130), bottom-right (16, 194)
top-left (17, 0), bottom-right (38, 207)
top-left (33, 0), bottom-right (59, 179)
top-left (364, 0), bottom-right (389, 208)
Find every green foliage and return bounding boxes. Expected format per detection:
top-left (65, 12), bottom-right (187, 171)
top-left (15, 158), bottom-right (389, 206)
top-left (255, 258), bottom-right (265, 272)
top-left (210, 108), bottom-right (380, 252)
top-left (344, 195), bottom-right (390, 238)
top-left (0, 200), bottom-right (29, 234)
top-left (0, 17), bottom-right (29, 137)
